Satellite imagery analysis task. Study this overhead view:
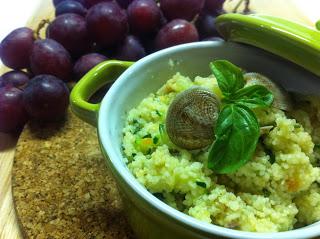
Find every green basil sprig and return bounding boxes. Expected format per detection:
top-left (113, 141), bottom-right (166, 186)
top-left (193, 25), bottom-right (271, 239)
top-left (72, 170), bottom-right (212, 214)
top-left (225, 85), bottom-right (274, 109)
top-left (210, 60), bottom-right (245, 97)
top-left (208, 60), bottom-right (274, 174)
top-left (208, 104), bottom-right (260, 173)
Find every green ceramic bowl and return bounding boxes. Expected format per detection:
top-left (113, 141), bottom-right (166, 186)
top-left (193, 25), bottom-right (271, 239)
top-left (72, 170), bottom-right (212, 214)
top-left (70, 15), bottom-right (320, 239)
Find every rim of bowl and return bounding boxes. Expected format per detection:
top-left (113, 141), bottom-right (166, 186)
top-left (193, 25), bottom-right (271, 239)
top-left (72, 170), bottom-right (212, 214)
top-left (98, 41), bottom-right (320, 239)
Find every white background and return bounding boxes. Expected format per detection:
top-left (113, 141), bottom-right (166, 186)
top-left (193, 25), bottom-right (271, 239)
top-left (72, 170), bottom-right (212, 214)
top-left (0, 0), bottom-right (43, 41)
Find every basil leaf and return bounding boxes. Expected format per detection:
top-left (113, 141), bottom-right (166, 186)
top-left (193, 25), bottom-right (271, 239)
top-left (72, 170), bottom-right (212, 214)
top-left (196, 181), bottom-right (207, 188)
top-left (153, 193), bottom-right (164, 201)
top-left (210, 60), bottom-right (245, 96)
top-left (225, 85), bottom-right (274, 109)
top-left (208, 104), bottom-right (260, 174)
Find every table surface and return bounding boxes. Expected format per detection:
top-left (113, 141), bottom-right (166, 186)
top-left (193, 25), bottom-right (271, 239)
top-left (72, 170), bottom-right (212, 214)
top-left (1, 0), bottom-right (320, 238)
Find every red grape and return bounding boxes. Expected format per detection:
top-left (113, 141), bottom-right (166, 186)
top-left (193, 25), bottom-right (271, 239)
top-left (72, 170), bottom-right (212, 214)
top-left (195, 14), bottom-right (218, 38)
top-left (0, 86), bottom-right (28, 132)
top-left (155, 19), bottom-right (199, 50)
top-left (116, 0), bottom-right (134, 8)
top-left (115, 35), bottom-right (146, 61)
top-left (203, 0), bottom-right (225, 14)
top-left (159, 11), bottom-right (168, 27)
top-left (0, 27), bottom-right (35, 69)
top-left (160, 0), bottom-right (205, 21)
top-left (86, 2), bottom-right (128, 48)
top-left (53, 0), bottom-right (85, 6)
top-left (30, 39), bottom-right (73, 81)
top-left (127, 0), bottom-right (161, 35)
top-left (23, 75), bottom-right (69, 121)
top-left (55, 0), bottom-right (87, 16)
top-left (84, 0), bottom-right (112, 8)
top-left (73, 53), bottom-right (107, 80)
top-left (0, 71), bottom-right (29, 89)
top-left (47, 14), bottom-right (90, 57)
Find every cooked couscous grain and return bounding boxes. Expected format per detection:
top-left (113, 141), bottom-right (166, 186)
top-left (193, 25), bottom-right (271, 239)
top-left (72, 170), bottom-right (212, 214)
top-left (122, 73), bottom-right (320, 232)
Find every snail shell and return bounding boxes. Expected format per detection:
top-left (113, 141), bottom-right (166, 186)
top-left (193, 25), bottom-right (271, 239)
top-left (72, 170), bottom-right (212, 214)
top-left (244, 72), bottom-right (293, 111)
top-left (166, 86), bottom-right (220, 150)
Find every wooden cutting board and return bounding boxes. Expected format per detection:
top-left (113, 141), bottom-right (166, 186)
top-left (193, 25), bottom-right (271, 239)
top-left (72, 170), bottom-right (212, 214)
top-left (0, 1), bottom-right (319, 238)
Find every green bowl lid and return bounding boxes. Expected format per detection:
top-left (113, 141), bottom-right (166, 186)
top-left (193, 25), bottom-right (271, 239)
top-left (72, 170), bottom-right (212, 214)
top-left (215, 14), bottom-right (320, 77)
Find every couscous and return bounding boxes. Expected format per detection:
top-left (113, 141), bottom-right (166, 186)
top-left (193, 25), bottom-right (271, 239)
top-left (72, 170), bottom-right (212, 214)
top-left (122, 61), bottom-right (320, 232)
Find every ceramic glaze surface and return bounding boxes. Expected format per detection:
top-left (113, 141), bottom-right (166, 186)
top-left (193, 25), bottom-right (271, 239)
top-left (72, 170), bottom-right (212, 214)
top-left (216, 14), bottom-right (320, 78)
top-left (94, 42), bottom-right (320, 239)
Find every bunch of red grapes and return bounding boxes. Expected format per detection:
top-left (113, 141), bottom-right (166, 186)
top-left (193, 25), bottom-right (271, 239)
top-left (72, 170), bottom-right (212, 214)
top-left (0, 0), bottom-right (226, 133)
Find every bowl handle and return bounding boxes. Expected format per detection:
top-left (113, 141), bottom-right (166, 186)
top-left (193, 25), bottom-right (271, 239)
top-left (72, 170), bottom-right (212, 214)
top-left (70, 60), bottom-right (134, 127)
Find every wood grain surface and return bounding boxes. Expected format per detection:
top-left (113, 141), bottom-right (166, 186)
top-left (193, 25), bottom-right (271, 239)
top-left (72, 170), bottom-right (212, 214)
top-left (0, 1), bottom-right (54, 238)
top-left (0, 1), bottom-right (319, 238)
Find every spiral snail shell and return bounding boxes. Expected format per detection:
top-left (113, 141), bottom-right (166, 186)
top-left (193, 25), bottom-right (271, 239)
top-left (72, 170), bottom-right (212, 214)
top-left (244, 72), bottom-right (293, 111)
top-left (166, 86), bottom-right (220, 150)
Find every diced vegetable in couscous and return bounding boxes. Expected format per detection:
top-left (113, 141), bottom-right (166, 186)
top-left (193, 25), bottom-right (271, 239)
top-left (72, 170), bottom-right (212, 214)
top-left (122, 72), bottom-right (320, 232)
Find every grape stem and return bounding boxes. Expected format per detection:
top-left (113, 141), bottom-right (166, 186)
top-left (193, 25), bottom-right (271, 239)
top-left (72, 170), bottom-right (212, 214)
top-left (232, 0), bottom-right (250, 13)
top-left (243, 0), bottom-right (250, 13)
top-left (191, 14), bottom-right (200, 24)
top-left (34, 19), bottom-right (51, 40)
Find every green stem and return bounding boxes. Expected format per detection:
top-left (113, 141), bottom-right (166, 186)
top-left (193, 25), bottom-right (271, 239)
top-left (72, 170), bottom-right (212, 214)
top-left (232, 0), bottom-right (244, 13)
top-left (243, 0), bottom-right (251, 13)
top-left (35, 19), bottom-right (51, 40)
top-left (232, 0), bottom-right (251, 14)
